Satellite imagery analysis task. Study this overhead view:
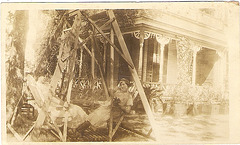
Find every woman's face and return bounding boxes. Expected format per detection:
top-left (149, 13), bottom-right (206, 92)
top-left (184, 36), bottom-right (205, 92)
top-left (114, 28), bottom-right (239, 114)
top-left (119, 81), bottom-right (128, 92)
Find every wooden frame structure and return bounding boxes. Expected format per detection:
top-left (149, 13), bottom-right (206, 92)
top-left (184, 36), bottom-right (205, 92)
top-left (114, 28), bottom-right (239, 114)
top-left (8, 10), bottom-right (160, 142)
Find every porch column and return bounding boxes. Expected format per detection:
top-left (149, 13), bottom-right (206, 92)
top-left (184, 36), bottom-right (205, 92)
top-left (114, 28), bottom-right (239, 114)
top-left (156, 34), bottom-right (170, 82)
top-left (190, 42), bottom-right (201, 85)
top-left (142, 39), bottom-right (149, 82)
top-left (134, 30), bottom-right (150, 80)
top-left (138, 29), bottom-right (144, 80)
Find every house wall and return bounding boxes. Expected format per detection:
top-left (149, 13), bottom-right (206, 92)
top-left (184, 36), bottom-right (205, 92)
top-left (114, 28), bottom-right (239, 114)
top-left (166, 40), bottom-right (178, 84)
top-left (196, 48), bottom-right (219, 86)
top-left (146, 38), bottom-right (154, 82)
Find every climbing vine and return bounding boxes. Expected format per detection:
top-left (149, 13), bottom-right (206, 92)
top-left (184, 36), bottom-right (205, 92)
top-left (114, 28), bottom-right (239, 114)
top-left (176, 36), bottom-right (193, 85)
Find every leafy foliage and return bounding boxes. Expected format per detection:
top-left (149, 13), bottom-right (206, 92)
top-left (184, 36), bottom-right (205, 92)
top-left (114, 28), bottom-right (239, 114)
top-left (34, 10), bottom-right (67, 78)
top-left (114, 9), bottom-right (139, 27)
top-left (5, 11), bottom-right (28, 122)
top-left (163, 84), bottom-right (225, 104)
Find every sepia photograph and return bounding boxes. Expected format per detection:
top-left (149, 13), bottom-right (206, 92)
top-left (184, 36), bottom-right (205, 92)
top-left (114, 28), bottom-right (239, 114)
top-left (1, 2), bottom-right (240, 144)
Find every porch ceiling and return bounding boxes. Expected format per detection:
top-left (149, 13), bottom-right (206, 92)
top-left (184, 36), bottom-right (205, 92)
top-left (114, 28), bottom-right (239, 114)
top-left (127, 16), bottom-right (227, 51)
top-left (93, 16), bottom-right (226, 52)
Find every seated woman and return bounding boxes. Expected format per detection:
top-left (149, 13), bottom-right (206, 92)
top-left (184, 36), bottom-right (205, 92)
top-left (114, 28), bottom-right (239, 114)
top-left (74, 78), bottom-right (133, 137)
top-left (113, 78), bottom-right (133, 114)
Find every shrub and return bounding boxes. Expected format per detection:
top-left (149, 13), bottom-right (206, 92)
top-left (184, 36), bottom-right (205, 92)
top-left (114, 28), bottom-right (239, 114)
top-left (163, 84), bottom-right (225, 104)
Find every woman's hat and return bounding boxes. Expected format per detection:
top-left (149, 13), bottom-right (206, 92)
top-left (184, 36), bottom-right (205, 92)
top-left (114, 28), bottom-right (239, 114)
top-left (119, 78), bottom-right (130, 86)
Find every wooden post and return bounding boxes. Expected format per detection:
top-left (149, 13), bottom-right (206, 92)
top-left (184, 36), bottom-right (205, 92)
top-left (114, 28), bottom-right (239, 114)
top-left (91, 35), bottom-right (95, 80)
top-left (78, 47), bottom-right (83, 78)
top-left (107, 10), bottom-right (160, 141)
top-left (7, 123), bottom-right (22, 141)
top-left (10, 95), bottom-right (23, 125)
top-left (120, 125), bottom-right (155, 141)
top-left (109, 28), bottom-right (114, 142)
top-left (22, 124), bottom-right (35, 141)
top-left (110, 28), bottom-right (114, 90)
top-left (103, 41), bottom-right (107, 74)
top-left (62, 11), bottom-right (82, 142)
top-left (111, 114), bottom-right (125, 137)
top-left (142, 39), bottom-right (148, 82)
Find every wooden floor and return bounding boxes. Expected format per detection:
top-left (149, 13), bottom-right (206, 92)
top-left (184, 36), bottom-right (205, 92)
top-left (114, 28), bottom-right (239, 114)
top-left (83, 128), bottom-right (109, 141)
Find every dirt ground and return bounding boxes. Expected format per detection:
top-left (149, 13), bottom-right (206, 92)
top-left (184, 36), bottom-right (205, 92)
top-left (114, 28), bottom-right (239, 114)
top-left (7, 113), bottom-right (229, 143)
top-left (123, 114), bottom-right (229, 143)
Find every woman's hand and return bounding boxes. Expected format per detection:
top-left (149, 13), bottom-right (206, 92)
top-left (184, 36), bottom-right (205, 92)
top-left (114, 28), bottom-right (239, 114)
top-left (120, 105), bottom-right (131, 114)
top-left (113, 98), bottom-right (120, 106)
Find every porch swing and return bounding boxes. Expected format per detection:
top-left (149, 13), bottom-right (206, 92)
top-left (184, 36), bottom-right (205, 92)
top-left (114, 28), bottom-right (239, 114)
top-left (8, 9), bottom-right (160, 142)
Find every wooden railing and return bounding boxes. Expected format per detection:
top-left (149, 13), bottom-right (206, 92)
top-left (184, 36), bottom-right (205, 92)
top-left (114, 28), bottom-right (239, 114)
top-left (73, 78), bottom-right (102, 90)
top-left (143, 82), bottom-right (176, 90)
